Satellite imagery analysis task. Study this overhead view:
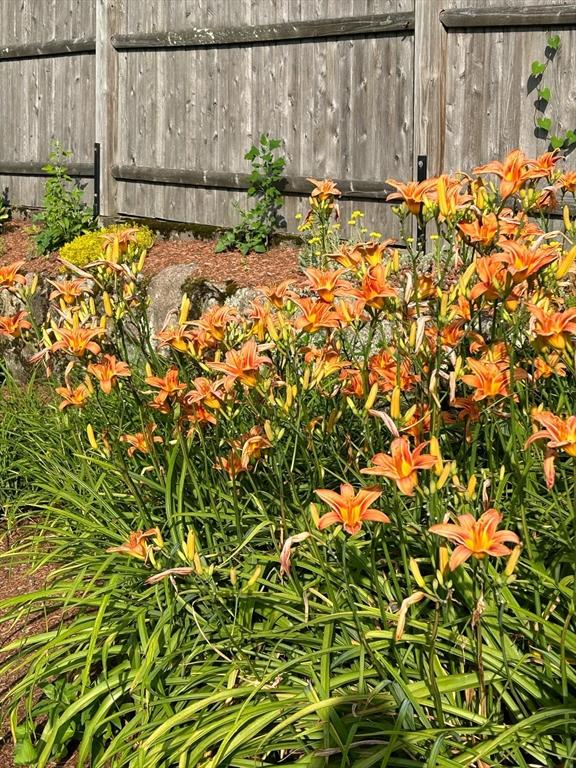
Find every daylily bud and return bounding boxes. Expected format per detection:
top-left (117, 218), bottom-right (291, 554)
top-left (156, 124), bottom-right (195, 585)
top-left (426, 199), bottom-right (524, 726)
top-left (390, 386), bottom-right (401, 419)
top-left (309, 502), bottom-right (320, 527)
top-left (563, 204), bottom-right (571, 231)
top-left (244, 565), bottom-right (262, 590)
top-left (102, 291), bottom-right (114, 317)
top-left (409, 558), bottom-right (426, 588)
top-left (436, 461), bottom-right (452, 490)
top-left (179, 294), bottom-right (191, 325)
top-left (505, 544), bottom-right (522, 578)
top-left (364, 382), bottom-right (379, 411)
top-left (185, 530), bottom-right (196, 562)
top-left (230, 568), bottom-right (237, 586)
top-left (439, 546), bottom-right (450, 575)
top-left (557, 244), bottom-right (576, 279)
top-left (137, 250), bottom-right (146, 273)
top-left (86, 424), bottom-right (98, 450)
top-left (466, 474), bottom-right (477, 499)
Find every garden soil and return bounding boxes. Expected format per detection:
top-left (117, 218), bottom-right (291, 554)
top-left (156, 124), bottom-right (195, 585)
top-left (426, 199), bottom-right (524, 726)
top-left (0, 220), bottom-right (302, 285)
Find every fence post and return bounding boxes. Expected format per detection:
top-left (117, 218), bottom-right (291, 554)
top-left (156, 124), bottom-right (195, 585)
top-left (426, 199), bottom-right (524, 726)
top-left (95, 0), bottom-right (119, 220)
top-left (413, 0), bottom-right (447, 178)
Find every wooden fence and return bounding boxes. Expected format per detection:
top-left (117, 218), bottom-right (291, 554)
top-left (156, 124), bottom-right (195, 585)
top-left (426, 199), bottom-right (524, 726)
top-left (1, 0), bottom-right (576, 236)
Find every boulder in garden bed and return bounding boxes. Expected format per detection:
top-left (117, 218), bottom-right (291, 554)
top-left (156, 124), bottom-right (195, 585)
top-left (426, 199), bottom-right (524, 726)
top-left (147, 263), bottom-right (201, 333)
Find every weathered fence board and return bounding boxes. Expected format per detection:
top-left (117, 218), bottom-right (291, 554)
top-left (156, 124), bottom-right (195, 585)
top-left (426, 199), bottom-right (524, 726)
top-left (1, 0), bottom-right (576, 241)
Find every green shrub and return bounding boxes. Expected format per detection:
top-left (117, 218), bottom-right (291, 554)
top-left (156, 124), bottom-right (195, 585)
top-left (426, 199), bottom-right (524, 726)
top-left (32, 141), bottom-right (95, 254)
top-left (216, 133), bottom-right (286, 255)
top-left (59, 223), bottom-right (155, 268)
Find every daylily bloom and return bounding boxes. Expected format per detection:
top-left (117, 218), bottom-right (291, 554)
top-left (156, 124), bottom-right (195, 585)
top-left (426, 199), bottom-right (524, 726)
top-left (534, 353), bottom-right (566, 380)
top-left (88, 355), bottom-right (131, 394)
top-left (474, 149), bottom-right (535, 199)
top-left (48, 279), bottom-right (88, 305)
top-left (145, 367), bottom-right (186, 405)
top-left (208, 338), bottom-right (272, 388)
top-left (155, 323), bottom-right (200, 354)
top-left (0, 261), bottom-right (26, 290)
top-left (315, 483), bottom-right (389, 535)
top-left (307, 178), bottom-right (342, 202)
top-left (528, 150), bottom-right (562, 180)
top-left (385, 178), bottom-right (437, 215)
top-left (54, 382), bottom-right (92, 410)
top-left (369, 349), bottom-right (418, 393)
top-left (192, 305), bottom-right (238, 344)
top-left (360, 264), bottom-right (397, 309)
top-left (302, 267), bottom-right (350, 303)
top-left (0, 310), bottom-right (31, 339)
top-left (429, 509), bottom-right (520, 570)
top-left (259, 280), bottom-right (293, 309)
top-left (525, 410), bottom-right (576, 457)
top-left (461, 358), bottom-right (511, 401)
top-left (458, 213), bottom-right (499, 247)
top-left (494, 241), bottom-right (557, 284)
top-left (361, 436), bottom-right (436, 496)
top-left (182, 376), bottom-right (224, 411)
top-left (106, 528), bottom-right (161, 561)
top-left (47, 325), bottom-right (104, 358)
top-left (559, 171), bottom-right (576, 193)
top-left (528, 305), bottom-right (576, 350)
top-left (292, 298), bottom-right (340, 333)
top-left (101, 227), bottom-right (139, 261)
top-left (120, 424), bottom-right (163, 456)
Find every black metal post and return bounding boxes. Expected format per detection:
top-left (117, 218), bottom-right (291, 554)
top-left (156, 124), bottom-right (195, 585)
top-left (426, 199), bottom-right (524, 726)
top-left (93, 142), bottom-right (101, 220)
top-left (416, 154), bottom-right (427, 251)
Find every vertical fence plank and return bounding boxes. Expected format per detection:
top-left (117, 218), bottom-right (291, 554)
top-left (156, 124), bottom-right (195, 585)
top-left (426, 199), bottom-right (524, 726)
top-left (413, 0), bottom-right (447, 177)
top-left (95, 0), bottom-right (118, 218)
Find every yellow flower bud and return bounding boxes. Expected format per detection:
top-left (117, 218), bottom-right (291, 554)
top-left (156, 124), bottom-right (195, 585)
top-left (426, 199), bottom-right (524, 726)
top-left (86, 424), bottom-right (98, 450)
top-left (364, 382), bottom-right (379, 411)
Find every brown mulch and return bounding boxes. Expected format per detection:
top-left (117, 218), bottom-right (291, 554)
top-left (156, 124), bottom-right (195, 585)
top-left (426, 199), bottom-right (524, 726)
top-left (0, 219), bottom-right (302, 286)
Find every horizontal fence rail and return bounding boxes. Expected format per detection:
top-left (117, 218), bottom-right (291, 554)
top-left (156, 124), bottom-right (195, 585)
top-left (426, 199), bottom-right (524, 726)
top-left (112, 166), bottom-right (393, 200)
top-left (111, 12), bottom-right (415, 50)
top-left (440, 4), bottom-right (576, 28)
top-left (0, 37), bottom-right (95, 60)
top-left (0, 161), bottom-right (94, 177)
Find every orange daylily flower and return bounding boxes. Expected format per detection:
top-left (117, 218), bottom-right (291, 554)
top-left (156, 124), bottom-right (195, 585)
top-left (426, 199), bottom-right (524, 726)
top-left (182, 376), bottom-right (224, 411)
top-left (106, 527), bottom-right (161, 561)
top-left (54, 382), bottom-right (92, 410)
top-left (528, 150), bottom-right (562, 179)
top-left (469, 255), bottom-right (510, 302)
top-left (48, 279), bottom-right (88, 304)
top-left (474, 149), bottom-right (535, 199)
top-left (259, 280), bottom-right (293, 309)
top-left (247, 301), bottom-right (278, 341)
top-left (208, 338), bottom-right (272, 388)
top-left (155, 323), bottom-right (200, 354)
top-left (307, 178), bottom-right (342, 202)
top-left (87, 354), bottom-right (131, 394)
top-left (559, 171), bottom-right (576, 193)
top-left (302, 267), bottom-right (350, 303)
top-left (145, 367), bottom-right (186, 405)
top-left (528, 304), bottom-right (576, 350)
top-left (360, 264), bottom-right (397, 309)
top-left (192, 305), bottom-right (238, 344)
top-left (461, 358), bottom-right (511, 401)
top-left (333, 298), bottom-right (367, 326)
top-left (0, 261), bottom-right (26, 290)
top-left (120, 424), bottom-right (163, 457)
top-left (458, 213), bottom-right (499, 247)
top-left (48, 326), bottom-right (104, 358)
top-left (361, 436), bottom-right (436, 496)
top-left (369, 349), bottom-right (418, 393)
top-left (0, 310), bottom-right (31, 339)
top-left (429, 509), bottom-right (520, 570)
top-left (525, 410), bottom-right (576, 457)
top-left (292, 298), bottom-right (340, 333)
top-left (494, 241), bottom-right (557, 284)
top-left (534, 353), bottom-right (566, 380)
top-left (315, 483), bottom-right (389, 535)
top-left (339, 366), bottom-right (365, 398)
top-left (385, 178), bottom-right (437, 215)
top-left (101, 227), bottom-right (139, 261)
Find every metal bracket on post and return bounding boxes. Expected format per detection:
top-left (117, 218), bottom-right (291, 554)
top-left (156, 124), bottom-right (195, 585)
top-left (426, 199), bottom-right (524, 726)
top-left (416, 154), bottom-right (427, 251)
top-left (93, 142), bottom-right (101, 220)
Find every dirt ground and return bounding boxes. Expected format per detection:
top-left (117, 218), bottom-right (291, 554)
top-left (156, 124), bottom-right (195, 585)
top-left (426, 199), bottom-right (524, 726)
top-left (0, 219), bottom-right (302, 286)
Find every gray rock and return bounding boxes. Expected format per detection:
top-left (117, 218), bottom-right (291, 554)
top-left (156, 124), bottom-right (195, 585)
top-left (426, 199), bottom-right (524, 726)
top-left (224, 286), bottom-right (261, 313)
top-left (147, 262), bottom-right (200, 333)
top-left (184, 277), bottom-right (239, 319)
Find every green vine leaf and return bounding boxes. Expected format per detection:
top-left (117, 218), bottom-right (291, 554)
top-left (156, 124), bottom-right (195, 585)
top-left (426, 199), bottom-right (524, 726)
top-left (531, 60), bottom-right (546, 76)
